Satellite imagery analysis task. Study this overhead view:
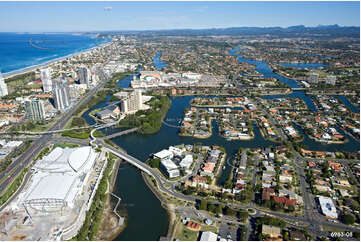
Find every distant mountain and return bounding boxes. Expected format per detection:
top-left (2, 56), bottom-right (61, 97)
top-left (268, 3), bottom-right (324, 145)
top-left (100, 25), bottom-right (360, 39)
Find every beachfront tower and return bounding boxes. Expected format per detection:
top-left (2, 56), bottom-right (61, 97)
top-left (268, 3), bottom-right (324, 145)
top-left (0, 72), bottom-right (8, 98)
top-left (41, 68), bottom-right (53, 92)
top-left (53, 80), bottom-right (71, 111)
top-left (78, 66), bottom-right (90, 88)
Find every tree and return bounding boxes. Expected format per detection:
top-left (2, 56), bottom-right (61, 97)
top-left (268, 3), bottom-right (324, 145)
top-left (216, 204), bottom-right (223, 215)
top-left (225, 207), bottom-right (237, 217)
top-left (224, 178), bottom-right (233, 189)
top-left (208, 204), bottom-right (216, 213)
top-left (149, 158), bottom-right (160, 168)
top-left (341, 214), bottom-right (355, 225)
top-left (200, 199), bottom-right (208, 211)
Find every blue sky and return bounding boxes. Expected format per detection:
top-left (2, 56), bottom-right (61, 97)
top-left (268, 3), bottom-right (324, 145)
top-left (0, 1), bottom-right (359, 32)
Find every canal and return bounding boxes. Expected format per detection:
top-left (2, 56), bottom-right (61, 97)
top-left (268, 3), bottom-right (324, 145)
top-left (82, 47), bottom-right (359, 240)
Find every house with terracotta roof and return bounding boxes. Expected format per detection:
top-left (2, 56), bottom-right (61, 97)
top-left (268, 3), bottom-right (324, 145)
top-left (272, 196), bottom-right (296, 207)
top-left (328, 161), bottom-right (342, 171)
top-left (186, 221), bottom-right (201, 231)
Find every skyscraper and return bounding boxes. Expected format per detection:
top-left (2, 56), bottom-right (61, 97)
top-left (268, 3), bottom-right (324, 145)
top-left (309, 72), bottom-right (319, 84)
top-left (78, 66), bottom-right (89, 88)
top-left (325, 75), bottom-right (336, 85)
top-left (53, 80), bottom-right (71, 111)
top-left (0, 72), bottom-right (8, 98)
top-left (41, 68), bottom-right (53, 92)
top-left (25, 98), bottom-right (45, 120)
top-left (120, 90), bottom-right (143, 114)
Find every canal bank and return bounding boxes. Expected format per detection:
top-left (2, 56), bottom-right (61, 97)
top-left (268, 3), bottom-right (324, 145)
top-left (82, 49), bottom-right (359, 240)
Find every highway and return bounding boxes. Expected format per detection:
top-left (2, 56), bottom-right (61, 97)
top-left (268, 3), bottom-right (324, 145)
top-left (0, 69), bottom-right (109, 205)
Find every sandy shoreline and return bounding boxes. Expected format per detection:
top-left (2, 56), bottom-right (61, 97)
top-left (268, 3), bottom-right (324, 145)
top-left (3, 41), bottom-right (112, 79)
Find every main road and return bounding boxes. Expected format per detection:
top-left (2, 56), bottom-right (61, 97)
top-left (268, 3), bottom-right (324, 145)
top-left (0, 69), bottom-right (109, 199)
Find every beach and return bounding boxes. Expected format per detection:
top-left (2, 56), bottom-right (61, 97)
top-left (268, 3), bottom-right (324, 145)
top-left (2, 38), bottom-right (112, 79)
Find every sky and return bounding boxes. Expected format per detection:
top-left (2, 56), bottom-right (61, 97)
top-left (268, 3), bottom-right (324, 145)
top-left (0, 1), bottom-right (359, 32)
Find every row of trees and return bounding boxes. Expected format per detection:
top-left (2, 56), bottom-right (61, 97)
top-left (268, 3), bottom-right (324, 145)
top-left (73, 154), bottom-right (116, 240)
top-left (0, 140), bottom-right (32, 173)
top-left (0, 168), bottom-right (28, 206)
top-left (197, 199), bottom-right (249, 222)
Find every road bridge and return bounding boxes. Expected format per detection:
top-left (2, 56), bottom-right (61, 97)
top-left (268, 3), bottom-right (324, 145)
top-left (103, 127), bottom-right (139, 139)
top-left (103, 145), bottom-right (152, 176)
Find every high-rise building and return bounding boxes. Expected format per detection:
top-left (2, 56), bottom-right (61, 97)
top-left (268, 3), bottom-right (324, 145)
top-left (325, 75), bottom-right (336, 85)
top-left (0, 72), bottom-right (8, 98)
top-left (78, 66), bottom-right (89, 88)
top-left (53, 80), bottom-right (71, 111)
top-left (309, 72), bottom-right (319, 84)
top-left (25, 98), bottom-right (45, 120)
top-left (120, 90), bottom-right (142, 114)
top-left (41, 68), bottom-right (53, 92)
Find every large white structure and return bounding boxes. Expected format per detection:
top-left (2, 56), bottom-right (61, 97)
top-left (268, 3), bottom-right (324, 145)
top-left (182, 72), bottom-right (202, 80)
top-left (17, 146), bottom-right (97, 210)
top-left (200, 231), bottom-right (218, 241)
top-left (0, 72), bottom-right (8, 98)
top-left (41, 68), bottom-right (53, 92)
top-left (317, 196), bottom-right (338, 219)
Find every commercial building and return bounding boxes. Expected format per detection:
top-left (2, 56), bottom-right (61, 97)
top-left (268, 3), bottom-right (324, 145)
top-left (160, 159), bottom-right (180, 178)
top-left (53, 80), bottom-right (71, 111)
top-left (69, 84), bottom-right (87, 99)
top-left (41, 68), bottom-right (53, 92)
top-left (317, 196), bottom-right (338, 219)
top-left (18, 146), bottom-right (97, 210)
top-left (262, 224), bottom-right (281, 238)
top-left (200, 231), bottom-right (218, 241)
top-left (309, 72), bottom-right (319, 84)
top-left (95, 103), bottom-right (120, 120)
top-left (0, 72), bottom-right (8, 98)
top-left (120, 90), bottom-right (142, 114)
top-left (154, 149), bottom-right (174, 161)
top-left (25, 98), bottom-right (45, 120)
top-left (179, 154), bottom-right (193, 170)
top-left (325, 75), bottom-right (336, 85)
top-left (182, 72), bottom-right (202, 80)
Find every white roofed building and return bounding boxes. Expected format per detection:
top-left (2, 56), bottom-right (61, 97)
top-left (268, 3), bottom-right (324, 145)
top-left (154, 149), bottom-right (173, 160)
top-left (317, 196), bottom-right (338, 219)
top-left (17, 146), bottom-right (97, 211)
top-left (160, 159), bottom-right (180, 178)
top-left (179, 154), bottom-right (193, 171)
top-left (200, 231), bottom-right (218, 241)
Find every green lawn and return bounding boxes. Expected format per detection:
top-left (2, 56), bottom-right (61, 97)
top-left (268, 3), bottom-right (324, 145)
top-left (176, 224), bottom-right (199, 241)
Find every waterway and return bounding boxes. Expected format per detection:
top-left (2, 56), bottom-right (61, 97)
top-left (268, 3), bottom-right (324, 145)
top-left (336, 95), bottom-right (360, 113)
top-left (153, 51), bottom-right (168, 71)
top-left (82, 48), bottom-right (359, 240)
top-left (278, 62), bottom-right (328, 69)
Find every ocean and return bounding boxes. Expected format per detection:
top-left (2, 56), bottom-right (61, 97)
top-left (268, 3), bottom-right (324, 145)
top-left (0, 32), bottom-right (110, 76)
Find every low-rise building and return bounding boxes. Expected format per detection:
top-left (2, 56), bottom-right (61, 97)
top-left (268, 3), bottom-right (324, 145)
top-left (160, 159), bottom-right (180, 178)
top-left (262, 224), bottom-right (281, 238)
top-left (317, 196), bottom-right (338, 219)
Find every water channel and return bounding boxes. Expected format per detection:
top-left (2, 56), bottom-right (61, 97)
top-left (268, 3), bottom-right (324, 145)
top-left (82, 47), bottom-right (359, 240)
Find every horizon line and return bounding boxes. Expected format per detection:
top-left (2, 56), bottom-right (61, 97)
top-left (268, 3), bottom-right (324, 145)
top-left (0, 24), bottom-right (360, 34)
